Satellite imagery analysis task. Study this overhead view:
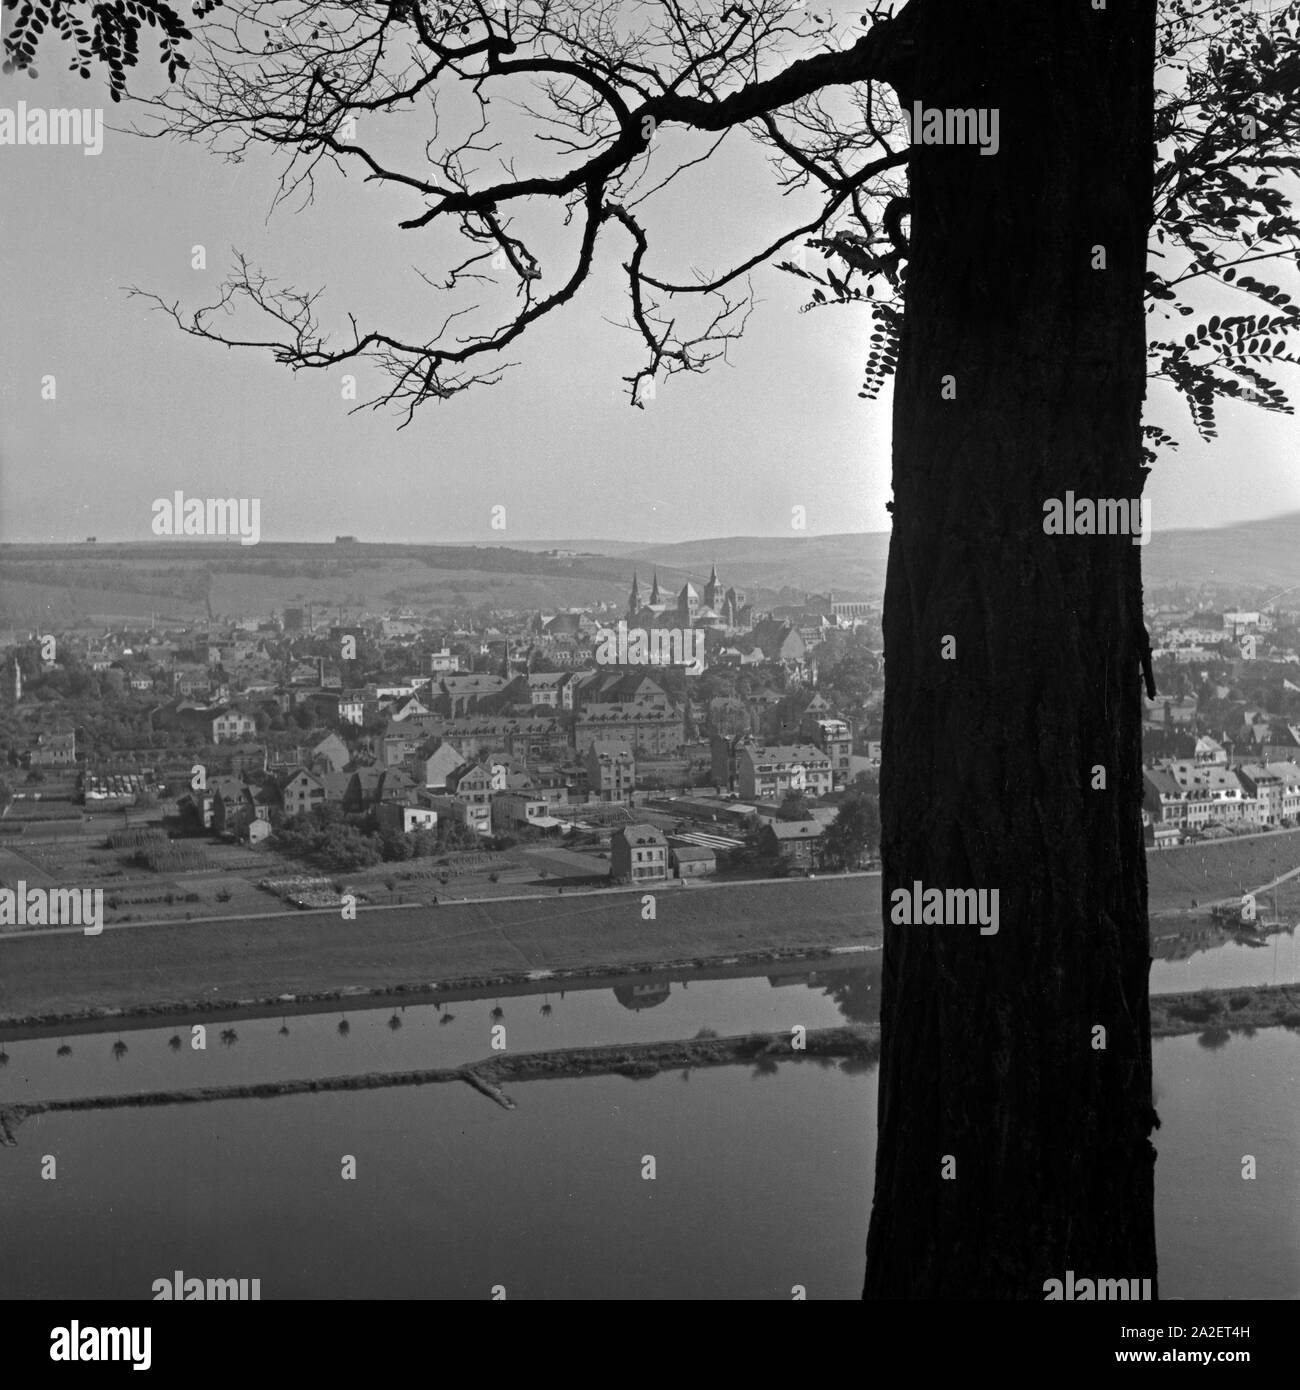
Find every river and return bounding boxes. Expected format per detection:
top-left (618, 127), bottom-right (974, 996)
top-left (1, 942), bottom-right (1296, 1300)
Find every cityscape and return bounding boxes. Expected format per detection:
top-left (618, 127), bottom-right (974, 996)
top-left (3, 0), bottom-right (1300, 1349)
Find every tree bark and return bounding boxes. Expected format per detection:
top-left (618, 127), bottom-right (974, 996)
top-left (864, 0), bottom-right (1159, 1298)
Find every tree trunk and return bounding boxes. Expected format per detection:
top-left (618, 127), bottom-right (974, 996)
top-left (865, 0), bottom-right (1159, 1298)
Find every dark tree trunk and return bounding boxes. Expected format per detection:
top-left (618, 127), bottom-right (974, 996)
top-left (864, 0), bottom-right (1159, 1298)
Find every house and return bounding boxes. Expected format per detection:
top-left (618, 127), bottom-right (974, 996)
top-left (337, 691), bottom-right (372, 726)
top-left (211, 708), bottom-right (257, 743)
top-left (428, 649), bottom-right (462, 674)
top-left (278, 767), bottom-right (325, 818)
top-left (376, 802), bottom-right (439, 835)
top-left (802, 717), bottom-right (853, 786)
top-left (1236, 762), bottom-right (1300, 825)
top-left (1192, 735), bottom-right (1228, 766)
top-left (420, 792), bottom-right (492, 836)
top-left (491, 792), bottom-right (562, 831)
top-left (408, 740), bottom-right (468, 790)
top-left (390, 692), bottom-right (433, 721)
top-left (1160, 760), bottom-right (1253, 829)
top-left (29, 728), bottom-right (77, 768)
top-left (446, 762), bottom-right (496, 806)
top-left (760, 820), bottom-right (824, 868)
top-left (738, 743), bottom-right (833, 802)
top-left (610, 823), bottom-right (669, 883)
top-left (748, 619), bottom-right (807, 669)
top-left (382, 722), bottom-right (430, 768)
top-left (244, 818), bottom-right (273, 847)
top-left (375, 768), bottom-right (418, 806)
top-left (436, 673), bottom-right (513, 717)
top-left (213, 778), bottom-right (278, 836)
top-left (1142, 767), bottom-right (1186, 832)
top-left (309, 732), bottom-right (350, 774)
top-left (585, 740), bottom-right (635, 803)
top-left (318, 771), bottom-right (354, 807)
top-left (670, 844), bottom-right (716, 878)
top-left (527, 671), bottom-right (571, 708)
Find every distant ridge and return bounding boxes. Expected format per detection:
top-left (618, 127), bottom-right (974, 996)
top-left (0, 512), bottom-right (1293, 625)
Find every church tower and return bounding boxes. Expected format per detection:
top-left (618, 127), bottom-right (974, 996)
top-left (703, 562), bottom-right (722, 611)
top-left (628, 571), bottom-right (641, 620)
top-left (649, 571), bottom-right (662, 606)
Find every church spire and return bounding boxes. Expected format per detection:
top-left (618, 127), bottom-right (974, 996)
top-left (649, 570), bottom-right (661, 605)
top-left (628, 570), bottom-right (641, 619)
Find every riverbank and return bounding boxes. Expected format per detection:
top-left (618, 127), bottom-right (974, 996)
top-left (0, 876), bottom-right (876, 1027)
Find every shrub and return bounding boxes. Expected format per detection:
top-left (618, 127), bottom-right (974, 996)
top-left (1168, 996), bottom-right (1218, 1025)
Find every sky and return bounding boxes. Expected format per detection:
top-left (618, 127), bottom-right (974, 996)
top-left (1, 6), bottom-right (1297, 547)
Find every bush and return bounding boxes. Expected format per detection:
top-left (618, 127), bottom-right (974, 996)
top-left (1228, 993), bottom-right (1252, 1011)
top-left (1168, 996), bottom-right (1218, 1025)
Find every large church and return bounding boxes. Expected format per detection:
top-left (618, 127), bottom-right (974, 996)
top-left (626, 565), bottom-right (752, 632)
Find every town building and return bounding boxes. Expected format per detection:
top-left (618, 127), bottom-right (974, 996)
top-left (585, 740), bottom-right (636, 803)
top-left (737, 743), bottom-right (833, 802)
top-left (610, 823), bottom-right (669, 883)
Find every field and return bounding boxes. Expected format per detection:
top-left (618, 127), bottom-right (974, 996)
top-left (1147, 828), bottom-right (1300, 916)
top-left (0, 875), bottom-right (878, 1025)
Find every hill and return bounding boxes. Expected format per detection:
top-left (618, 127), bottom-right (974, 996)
top-left (0, 510), bottom-right (1293, 626)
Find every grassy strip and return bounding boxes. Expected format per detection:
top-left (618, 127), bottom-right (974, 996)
top-left (1149, 982), bottom-right (1300, 1037)
top-left (0, 1026), bottom-right (878, 1142)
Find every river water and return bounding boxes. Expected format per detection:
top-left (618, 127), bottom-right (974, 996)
top-left (1, 937), bottom-right (1296, 1300)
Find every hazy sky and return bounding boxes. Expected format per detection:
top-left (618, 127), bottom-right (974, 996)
top-left (1, 9), bottom-right (1297, 546)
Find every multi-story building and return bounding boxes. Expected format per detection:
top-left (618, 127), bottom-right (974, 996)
top-left (211, 709), bottom-right (257, 743)
top-left (585, 740), bottom-right (635, 803)
top-left (428, 649), bottom-right (463, 675)
top-left (29, 728), bottom-right (77, 767)
top-left (527, 672), bottom-right (571, 708)
top-left (1236, 762), bottom-right (1300, 825)
top-left (802, 717), bottom-right (853, 787)
top-left (610, 823), bottom-right (669, 883)
top-left (575, 703), bottom-right (684, 755)
top-left (1157, 760), bottom-right (1255, 830)
top-left (737, 743), bottom-right (833, 802)
top-left (278, 767), bottom-right (325, 817)
top-left (760, 820), bottom-right (825, 868)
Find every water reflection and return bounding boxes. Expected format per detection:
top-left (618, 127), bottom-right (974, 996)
top-left (2, 920), bottom-right (1294, 1111)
